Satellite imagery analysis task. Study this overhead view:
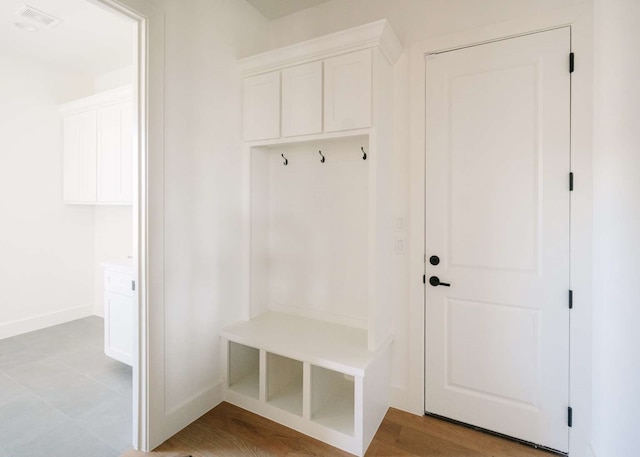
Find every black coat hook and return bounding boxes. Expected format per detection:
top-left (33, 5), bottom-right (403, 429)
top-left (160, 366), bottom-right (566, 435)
top-left (281, 153), bottom-right (288, 166)
top-left (361, 147), bottom-right (367, 160)
top-left (319, 150), bottom-right (325, 163)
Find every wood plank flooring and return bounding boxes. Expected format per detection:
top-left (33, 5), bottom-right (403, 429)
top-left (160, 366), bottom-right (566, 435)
top-left (121, 402), bottom-right (557, 457)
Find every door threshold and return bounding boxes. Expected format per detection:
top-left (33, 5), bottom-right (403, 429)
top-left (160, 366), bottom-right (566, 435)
top-left (424, 412), bottom-right (567, 456)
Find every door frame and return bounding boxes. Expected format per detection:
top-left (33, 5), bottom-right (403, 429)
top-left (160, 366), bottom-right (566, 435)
top-left (88, 0), bottom-right (149, 450)
top-left (407, 5), bottom-right (594, 456)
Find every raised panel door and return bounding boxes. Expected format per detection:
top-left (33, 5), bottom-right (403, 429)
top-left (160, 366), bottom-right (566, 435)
top-left (63, 111), bottom-right (97, 203)
top-left (105, 290), bottom-right (134, 366)
top-left (425, 28), bottom-right (571, 452)
top-left (97, 101), bottom-right (133, 203)
top-left (282, 61), bottom-right (323, 137)
top-left (324, 50), bottom-right (372, 132)
top-left (243, 71), bottom-right (281, 141)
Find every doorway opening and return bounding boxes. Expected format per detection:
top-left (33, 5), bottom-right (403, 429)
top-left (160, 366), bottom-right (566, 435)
top-left (0, 0), bottom-right (146, 454)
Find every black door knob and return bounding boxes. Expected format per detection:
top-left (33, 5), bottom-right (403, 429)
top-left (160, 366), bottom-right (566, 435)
top-left (429, 276), bottom-right (451, 287)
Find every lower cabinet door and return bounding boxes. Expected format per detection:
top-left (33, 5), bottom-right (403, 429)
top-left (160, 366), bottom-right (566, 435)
top-left (104, 292), bottom-right (134, 366)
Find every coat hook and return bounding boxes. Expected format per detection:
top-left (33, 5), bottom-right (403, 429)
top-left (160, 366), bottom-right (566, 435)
top-left (319, 150), bottom-right (325, 163)
top-left (361, 147), bottom-right (367, 160)
top-left (281, 153), bottom-right (288, 166)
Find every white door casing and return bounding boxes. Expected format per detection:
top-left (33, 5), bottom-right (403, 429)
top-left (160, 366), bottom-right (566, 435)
top-left (425, 28), bottom-right (571, 452)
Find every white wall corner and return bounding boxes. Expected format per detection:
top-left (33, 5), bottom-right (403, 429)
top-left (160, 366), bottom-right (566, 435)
top-left (238, 19), bottom-right (403, 76)
top-left (0, 305), bottom-right (94, 340)
top-left (390, 385), bottom-right (412, 413)
top-left (160, 381), bottom-right (224, 446)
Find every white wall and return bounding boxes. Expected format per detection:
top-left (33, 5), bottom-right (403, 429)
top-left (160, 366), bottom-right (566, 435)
top-left (268, 0), bottom-right (587, 48)
top-left (95, 65), bottom-right (134, 92)
top-left (110, 0), bottom-right (270, 447)
top-left (0, 51), bottom-right (96, 339)
top-left (591, 0), bottom-right (640, 455)
top-left (161, 0), bottom-right (269, 415)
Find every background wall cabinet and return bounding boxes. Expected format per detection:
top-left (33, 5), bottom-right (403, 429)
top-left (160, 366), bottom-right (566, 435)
top-left (97, 101), bottom-right (133, 203)
top-left (103, 262), bottom-right (135, 366)
top-left (60, 86), bottom-right (133, 205)
top-left (63, 111), bottom-right (97, 203)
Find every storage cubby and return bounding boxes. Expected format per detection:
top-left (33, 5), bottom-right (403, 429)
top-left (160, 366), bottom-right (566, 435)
top-left (267, 353), bottom-right (303, 416)
top-left (227, 342), bottom-right (259, 400)
top-left (311, 365), bottom-right (355, 436)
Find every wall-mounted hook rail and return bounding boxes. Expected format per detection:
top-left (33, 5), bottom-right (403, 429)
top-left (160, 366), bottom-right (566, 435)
top-left (281, 153), bottom-right (288, 166)
top-left (361, 147), bottom-right (367, 160)
top-left (319, 150), bottom-right (325, 163)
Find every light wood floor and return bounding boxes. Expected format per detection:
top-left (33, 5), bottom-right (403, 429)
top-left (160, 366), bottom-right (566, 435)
top-left (122, 402), bottom-right (557, 457)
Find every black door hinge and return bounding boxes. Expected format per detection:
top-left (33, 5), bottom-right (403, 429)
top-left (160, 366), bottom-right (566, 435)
top-left (570, 52), bottom-right (575, 73)
top-left (132, 280), bottom-right (136, 291)
top-left (570, 172), bottom-right (574, 191)
top-left (423, 274), bottom-right (426, 284)
top-left (568, 407), bottom-right (573, 427)
top-left (569, 290), bottom-right (573, 309)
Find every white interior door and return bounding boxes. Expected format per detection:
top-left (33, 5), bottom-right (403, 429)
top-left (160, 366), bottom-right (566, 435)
top-left (425, 28), bottom-right (571, 452)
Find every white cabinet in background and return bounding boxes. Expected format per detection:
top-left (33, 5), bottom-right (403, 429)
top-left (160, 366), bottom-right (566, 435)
top-left (103, 263), bottom-right (135, 366)
top-left (243, 72), bottom-right (281, 141)
top-left (97, 101), bottom-right (133, 203)
top-left (282, 61), bottom-right (323, 137)
top-left (63, 111), bottom-right (97, 203)
top-left (324, 49), bottom-right (372, 132)
top-left (59, 86), bottom-right (133, 205)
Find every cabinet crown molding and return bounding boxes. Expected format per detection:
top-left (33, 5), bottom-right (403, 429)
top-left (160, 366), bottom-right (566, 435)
top-left (59, 85), bottom-right (132, 115)
top-left (238, 19), bottom-right (402, 77)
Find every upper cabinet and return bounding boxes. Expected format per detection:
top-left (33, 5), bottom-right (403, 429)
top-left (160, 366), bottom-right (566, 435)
top-left (243, 72), bottom-right (281, 141)
top-left (282, 61), bottom-right (323, 137)
top-left (60, 86), bottom-right (133, 205)
top-left (63, 110), bottom-right (97, 203)
top-left (239, 19), bottom-right (401, 143)
top-left (324, 49), bottom-right (372, 132)
top-left (97, 101), bottom-right (133, 203)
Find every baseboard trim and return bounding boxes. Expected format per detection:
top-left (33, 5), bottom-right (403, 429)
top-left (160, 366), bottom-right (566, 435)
top-left (160, 381), bottom-right (224, 446)
top-left (390, 385), bottom-right (409, 412)
top-left (0, 305), bottom-right (94, 340)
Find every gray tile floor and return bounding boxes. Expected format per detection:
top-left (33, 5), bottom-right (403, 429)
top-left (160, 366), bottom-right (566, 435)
top-left (0, 316), bottom-right (132, 457)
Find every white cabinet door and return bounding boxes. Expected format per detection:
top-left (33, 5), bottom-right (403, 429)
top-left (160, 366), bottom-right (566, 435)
top-left (97, 102), bottom-right (133, 203)
top-left (63, 111), bottom-right (97, 202)
top-left (105, 291), bottom-right (134, 366)
top-left (243, 71), bottom-right (281, 141)
top-left (282, 61), bottom-right (323, 137)
top-left (324, 49), bottom-right (372, 132)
